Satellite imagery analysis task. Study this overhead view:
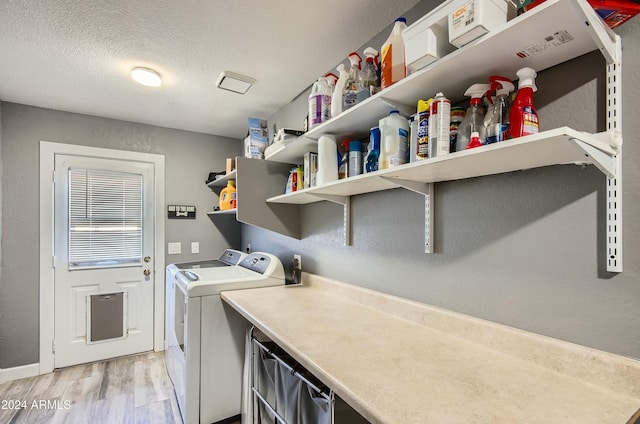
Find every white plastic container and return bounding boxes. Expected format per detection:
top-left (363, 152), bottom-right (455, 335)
top-left (308, 77), bottom-right (331, 129)
top-left (379, 110), bottom-right (409, 169)
top-left (403, 22), bottom-right (454, 75)
top-left (316, 135), bottom-right (339, 185)
top-left (448, 0), bottom-right (510, 48)
top-left (380, 18), bottom-right (407, 90)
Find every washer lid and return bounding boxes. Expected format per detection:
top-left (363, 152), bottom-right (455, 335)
top-left (174, 252), bottom-right (285, 297)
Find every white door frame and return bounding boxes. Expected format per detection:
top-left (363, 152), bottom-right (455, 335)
top-left (39, 141), bottom-right (165, 374)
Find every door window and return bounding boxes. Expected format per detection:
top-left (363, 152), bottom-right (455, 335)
top-left (68, 168), bottom-right (143, 269)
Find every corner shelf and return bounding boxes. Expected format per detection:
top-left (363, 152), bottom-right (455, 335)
top-left (206, 170), bottom-right (237, 190)
top-left (207, 209), bottom-right (236, 216)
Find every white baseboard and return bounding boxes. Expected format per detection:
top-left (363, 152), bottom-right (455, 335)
top-left (0, 363), bottom-right (40, 383)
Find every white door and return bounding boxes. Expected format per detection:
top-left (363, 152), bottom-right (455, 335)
top-left (53, 154), bottom-right (155, 368)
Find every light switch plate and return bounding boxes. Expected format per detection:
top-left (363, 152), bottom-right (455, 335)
top-left (191, 242), bottom-right (200, 254)
top-left (168, 242), bottom-right (181, 254)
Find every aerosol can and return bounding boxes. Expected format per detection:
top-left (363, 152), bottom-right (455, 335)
top-left (484, 76), bottom-right (514, 144)
top-left (456, 83), bottom-right (490, 151)
top-left (428, 93), bottom-right (451, 157)
top-left (509, 67), bottom-right (539, 138)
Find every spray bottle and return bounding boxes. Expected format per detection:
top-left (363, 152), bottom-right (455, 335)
top-left (381, 17), bottom-right (407, 89)
top-left (484, 76), bottom-right (514, 144)
top-left (325, 73), bottom-right (338, 94)
top-left (509, 67), bottom-right (539, 139)
top-left (331, 64), bottom-right (348, 118)
top-left (362, 47), bottom-right (380, 96)
top-left (455, 83), bottom-right (490, 151)
top-left (344, 52), bottom-right (367, 111)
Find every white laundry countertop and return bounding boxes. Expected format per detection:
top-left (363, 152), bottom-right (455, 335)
top-left (221, 273), bottom-right (640, 424)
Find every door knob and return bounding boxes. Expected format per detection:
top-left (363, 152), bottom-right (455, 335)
top-left (144, 269), bottom-right (151, 276)
top-left (144, 256), bottom-right (151, 263)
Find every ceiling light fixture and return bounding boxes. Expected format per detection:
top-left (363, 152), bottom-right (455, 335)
top-left (131, 67), bottom-right (162, 87)
top-left (216, 71), bottom-right (255, 94)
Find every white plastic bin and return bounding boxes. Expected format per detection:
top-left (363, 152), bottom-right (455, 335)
top-left (448, 0), bottom-right (512, 48)
top-left (404, 20), bottom-right (455, 75)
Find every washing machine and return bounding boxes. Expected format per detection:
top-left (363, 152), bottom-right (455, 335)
top-left (166, 251), bottom-right (285, 424)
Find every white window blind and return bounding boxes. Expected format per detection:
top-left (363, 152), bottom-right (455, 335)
top-left (68, 168), bottom-right (143, 269)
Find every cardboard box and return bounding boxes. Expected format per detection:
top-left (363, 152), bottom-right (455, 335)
top-left (244, 117), bottom-right (269, 159)
top-left (225, 158), bottom-right (235, 174)
top-left (303, 152), bottom-right (318, 188)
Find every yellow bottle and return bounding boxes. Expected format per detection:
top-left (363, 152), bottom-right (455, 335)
top-left (219, 180), bottom-right (236, 211)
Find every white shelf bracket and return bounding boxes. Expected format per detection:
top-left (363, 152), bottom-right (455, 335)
top-left (308, 194), bottom-right (351, 246)
top-left (570, 138), bottom-right (617, 177)
top-left (380, 177), bottom-right (434, 253)
top-left (605, 36), bottom-right (623, 273)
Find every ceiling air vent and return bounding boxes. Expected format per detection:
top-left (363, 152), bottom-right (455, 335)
top-left (215, 71), bottom-right (255, 94)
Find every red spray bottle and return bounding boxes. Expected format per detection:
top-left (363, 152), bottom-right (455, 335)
top-left (509, 67), bottom-right (539, 139)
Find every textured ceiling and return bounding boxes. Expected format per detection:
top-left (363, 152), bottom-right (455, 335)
top-left (0, 0), bottom-right (422, 139)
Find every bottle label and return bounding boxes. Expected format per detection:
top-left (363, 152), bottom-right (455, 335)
top-left (417, 111), bottom-right (430, 158)
top-left (309, 95), bottom-right (331, 127)
top-left (389, 128), bottom-right (409, 167)
top-left (381, 44), bottom-right (392, 89)
top-left (344, 91), bottom-right (358, 110)
top-left (522, 107), bottom-right (539, 135)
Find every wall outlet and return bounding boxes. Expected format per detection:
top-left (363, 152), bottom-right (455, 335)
top-left (191, 242), bottom-right (200, 254)
top-left (246, 243), bottom-right (251, 253)
top-left (168, 242), bottom-right (181, 255)
top-left (293, 254), bottom-right (302, 271)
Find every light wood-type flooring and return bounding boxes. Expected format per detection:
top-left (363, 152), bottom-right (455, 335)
top-left (0, 351), bottom-right (182, 424)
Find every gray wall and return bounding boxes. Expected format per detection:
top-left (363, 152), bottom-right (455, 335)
top-left (243, 6), bottom-right (640, 359)
top-left (0, 103), bottom-right (242, 368)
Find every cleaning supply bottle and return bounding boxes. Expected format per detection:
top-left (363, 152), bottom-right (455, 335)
top-left (344, 52), bottom-right (367, 111)
top-left (219, 180), bottom-right (236, 211)
top-left (348, 140), bottom-right (363, 177)
top-left (509, 67), bottom-right (539, 138)
top-left (324, 72), bottom-right (338, 93)
top-left (365, 127), bottom-right (381, 173)
top-left (416, 98), bottom-right (432, 160)
top-left (428, 93), bottom-right (451, 157)
top-left (379, 110), bottom-right (409, 169)
top-left (317, 135), bottom-right (339, 185)
top-left (331, 64), bottom-right (348, 118)
top-left (455, 83), bottom-right (490, 151)
top-left (466, 131), bottom-right (483, 149)
top-left (308, 77), bottom-right (332, 129)
top-left (362, 47), bottom-right (380, 96)
top-left (380, 17), bottom-right (407, 90)
top-left (484, 76), bottom-right (514, 144)
top-left (338, 140), bottom-right (350, 179)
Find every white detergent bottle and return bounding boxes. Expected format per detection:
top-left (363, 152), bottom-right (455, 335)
top-left (456, 83), bottom-right (490, 151)
top-left (308, 77), bottom-right (332, 129)
top-left (331, 63), bottom-right (348, 118)
top-left (379, 109), bottom-right (409, 169)
top-left (380, 17), bottom-right (407, 90)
